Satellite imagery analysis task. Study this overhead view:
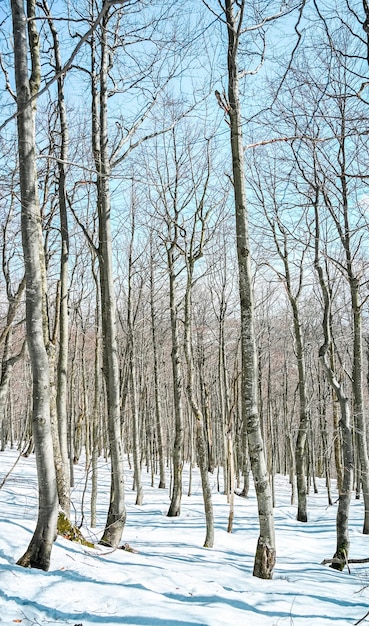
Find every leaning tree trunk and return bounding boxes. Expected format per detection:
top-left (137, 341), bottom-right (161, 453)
top-left (11, 0), bottom-right (58, 571)
top-left (223, 0), bottom-right (276, 579)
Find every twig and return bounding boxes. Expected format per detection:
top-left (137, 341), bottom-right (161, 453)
top-left (0, 444), bottom-right (29, 490)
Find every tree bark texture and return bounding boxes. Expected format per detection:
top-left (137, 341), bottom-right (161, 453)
top-left (150, 240), bottom-right (166, 489)
top-left (127, 208), bottom-right (143, 506)
top-left (351, 279), bottom-right (369, 533)
top-left (289, 301), bottom-right (308, 521)
top-left (93, 10), bottom-right (126, 546)
top-left (268, 217), bottom-right (309, 522)
top-left (314, 189), bottom-right (353, 570)
top-left (167, 241), bottom-right (184, 517)
top-left (48, 6), bottom-right (71, 517)
top-left (224, 0), bottom-right (276, 579)
top-left (11, 0), bottom-right (58, 571)
top-left (184, 256), bottom-right (214, 548)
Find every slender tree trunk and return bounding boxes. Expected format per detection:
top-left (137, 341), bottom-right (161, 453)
top-left (226, 418), bottom-right (235, 533)
top-left (290, 298), bottom-right (309, 522)
top-left (91, 262), bottom-right (101, 528)
top-left (80, 324), bottom-right (90, 468)
top-left (337, 116), bottom-right (368, 529)
top-left (266, 340), bottom-right (275, 508)
top-left (93, 11), bottom-right (126, 546)
top-left (12, 0), bottom-right (58, 571)
top-left (351, 279), bottom-right (369, 533)
top-left (223, 0), bottom-right (276, 579)
top-left (219, 294), bottom-right (231, 499)
top-left (200, 372), bottom-right (214, 474)
top-left (320, 350), bottom-right (352, 569)
top-left (127, 207), bottom-right (143, 506)
top-left (321, 110), bottom-right (369, 533)
top-left (330, 346), bottom-right (343, 493)
top-left (266, 214), bottom-right (309, 521)
top-left (314, 188), bottom-right (353, 570)
top-left (0, 333), bottom-right (25, 444)
top-left (0, 276), bottom-right (26, 442)
top-left (183, 255), bottom-right (214, 548)
top-left (48, 337), bottom-right (70, 520)
top-left (149, 239), bottom-right (166, 489)
top-left (317, 370), bottom-right (333, 506)
top-left (43, 0), bottom-right (71, 519)
top-left (0, 334), bottom-right (13, 440)
top-left (239, 419), bottom-right (250, 498)
top-left (167, 242), bottom-right (184, 517)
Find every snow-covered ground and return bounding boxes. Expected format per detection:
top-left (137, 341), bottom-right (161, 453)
top-left (0, 448), bottom-right (368, 625)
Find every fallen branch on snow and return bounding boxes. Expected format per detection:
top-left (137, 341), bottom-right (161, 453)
top-left (321, 557), bottom-right (369, 565)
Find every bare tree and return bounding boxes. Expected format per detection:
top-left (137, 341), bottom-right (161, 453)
top-left (182, 139), bottom-right (215, 548)
top-left (11, 0), bottom-right (58, 570)
top-left (211, 0), bottom-right (280, 578)
top-left (42, 0), bottom-right (71, 519)
top-left (126, 199), bottom-right (144, 506)
top-left (314, 185), bottom-right (353, 570)
top-left (250, 161), bottom-right (311, 523)
top-left (90, 6), bottom-right (126, 546)
top-left (149, 235), bottom-right (166, 490)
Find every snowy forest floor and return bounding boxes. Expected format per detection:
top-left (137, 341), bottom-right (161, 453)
top-left (1, 448), bottom-right (369, 626)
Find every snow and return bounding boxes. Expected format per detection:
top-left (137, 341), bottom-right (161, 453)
top-left (1, 449), bottom-right (369, 626)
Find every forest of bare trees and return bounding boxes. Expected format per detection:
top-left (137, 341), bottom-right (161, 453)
top-left (1, 0), bottom-right (369, 578)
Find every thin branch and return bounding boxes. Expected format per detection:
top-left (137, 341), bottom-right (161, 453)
top-left (0, 52), bottom-right (17, 101)
top-left (240, 2), bottom-right (301, 34)
top-left (244, 135), bottom-right (326, 150)
top-left (111, 101), bottom-right (199, 169)
top-left (272, 0), bottom-right (307, 104)
top-left (0, 276), bottom-right (26, 348)
top-left (66, 193), bottom-right (98, 256)
top-left (238, 32), bottom-right (266, 78)
top-left (1, 0), bottom-right (130, 133)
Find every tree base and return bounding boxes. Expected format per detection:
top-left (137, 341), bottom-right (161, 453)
top-left (57, 512), bottom-right (94, 548)
top-left (253, 538), bottom-right (276, 579)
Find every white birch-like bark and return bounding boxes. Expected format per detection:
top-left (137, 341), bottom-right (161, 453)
top-left (127, 206), bottom-right (143, 506)
top-left (11, 0), bottom-right (58, 571)
top-left (95, 10), bottom-right (126, 547)
top-left (46, 5), bottom-right (71, 517)
top-left (314, 192), bottom-right (353, 569)
top-left (183, 212), bottom-right (214, 548)
top-left (149, 238), bottom-right (166, 489)
top-left (167, 238), bottom-right (184, 517)
top-left (223, 0), bottom-right (276, 578)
